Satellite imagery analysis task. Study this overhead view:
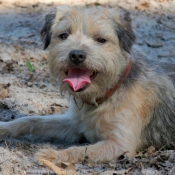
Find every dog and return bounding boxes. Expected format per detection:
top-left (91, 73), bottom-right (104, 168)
top-left (0, 6), bottom-right (175, 165)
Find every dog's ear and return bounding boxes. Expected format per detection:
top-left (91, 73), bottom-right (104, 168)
top-left (40, 11), bottom-right (56, 50)
top-left (110, 8), bottom-right (136, 53)
top-left (41, 6), bottom-right (70, 50)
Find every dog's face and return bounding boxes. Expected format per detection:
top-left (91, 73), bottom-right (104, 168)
top-left (41, 6), bottom-right (135, 102)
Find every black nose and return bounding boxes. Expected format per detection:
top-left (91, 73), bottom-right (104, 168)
top-left (69, 50), bottom-right (86, 65)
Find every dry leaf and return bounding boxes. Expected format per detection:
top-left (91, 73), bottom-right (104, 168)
top-left (43, 55), bottom-right (48, 60)
top-left (138, 2), bottom-right (150, 11)
top-left (37, 104), bottom-right (43, 109)
top-left (0, 89), bottom-right (8, 99)
top-left (60, 162), bottom-right (70, 169)
top-left (147, 146), bottom-right (156, 154)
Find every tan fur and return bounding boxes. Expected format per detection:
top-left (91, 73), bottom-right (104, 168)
top-left (0, 6), bottom-right (175, 167)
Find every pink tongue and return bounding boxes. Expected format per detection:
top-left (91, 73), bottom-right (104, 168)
top-left (63, 68), bottom-right (91, 91)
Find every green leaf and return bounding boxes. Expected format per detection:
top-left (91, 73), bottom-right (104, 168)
top-left (26, 61), bottom-right (34, 72)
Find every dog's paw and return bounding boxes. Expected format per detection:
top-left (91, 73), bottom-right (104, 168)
top-left (36, 148), bottom-right (70, 165)
top-left (36, 148), bottom-right (58, 162)
top-left (36, 147), bottom-right (83, 165)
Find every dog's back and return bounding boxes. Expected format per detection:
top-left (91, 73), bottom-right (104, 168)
top-left (129, 48), bottom-right (175, 150)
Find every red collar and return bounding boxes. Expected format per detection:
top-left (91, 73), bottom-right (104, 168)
top-left (84, 59), bottom-right (132, 105)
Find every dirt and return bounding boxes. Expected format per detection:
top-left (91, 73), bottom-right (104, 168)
top-left (0, 0), bottom-right (175, 174)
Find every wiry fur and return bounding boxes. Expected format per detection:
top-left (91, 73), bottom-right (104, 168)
top-left (0, 6), bottom-right (175, 164)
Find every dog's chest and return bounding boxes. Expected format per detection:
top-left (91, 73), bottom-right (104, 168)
top-left (78, 106), bottom-right (113, 143)
top-left (79, 117), bottom-right (102, 143)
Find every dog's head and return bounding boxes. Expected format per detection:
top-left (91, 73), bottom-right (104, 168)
top-left (41, 6), bottom-right (135, 102)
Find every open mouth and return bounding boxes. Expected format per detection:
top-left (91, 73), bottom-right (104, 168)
top-left (63, 68), bottom-right (98, 92)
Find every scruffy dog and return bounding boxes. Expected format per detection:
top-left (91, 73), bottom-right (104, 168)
top-left (0, 6), bottom-right (175, 164)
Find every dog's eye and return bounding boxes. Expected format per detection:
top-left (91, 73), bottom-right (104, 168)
top-left (58, 33), bottom-right (69, 40)
top-left (96, 38), bottom-right (107, 44)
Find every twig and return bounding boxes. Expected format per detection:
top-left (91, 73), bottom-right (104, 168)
top-left (157, 144), bottom-right (167, 152)
top-left (39, 159), bottom-right (80, 175)
top-left (5, 140), bottom-right (11, 149)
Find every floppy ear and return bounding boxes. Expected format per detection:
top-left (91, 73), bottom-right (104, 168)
top-left (110, 8), bottom-right (136, 53)
top-left (40, 6), bottom-right (70, 50)
top-left (40, 11), bottom-right (56, 50)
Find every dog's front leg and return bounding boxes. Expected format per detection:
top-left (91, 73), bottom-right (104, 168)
top-left (36, 138), bottom-right (122, 164)
top-left (0, 113), bottom-right (80, 142)
top-left (0, 99), bottom-right (82, 143)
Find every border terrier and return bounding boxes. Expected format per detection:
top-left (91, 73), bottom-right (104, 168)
top-left (0, 6), bottom-right (175, 164)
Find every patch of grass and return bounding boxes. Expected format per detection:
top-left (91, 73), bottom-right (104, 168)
top-left (26, 61), bottom-right (35, 72)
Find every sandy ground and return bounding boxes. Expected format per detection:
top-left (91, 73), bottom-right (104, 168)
top-left (0, 0), bottom-right (175, 174)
